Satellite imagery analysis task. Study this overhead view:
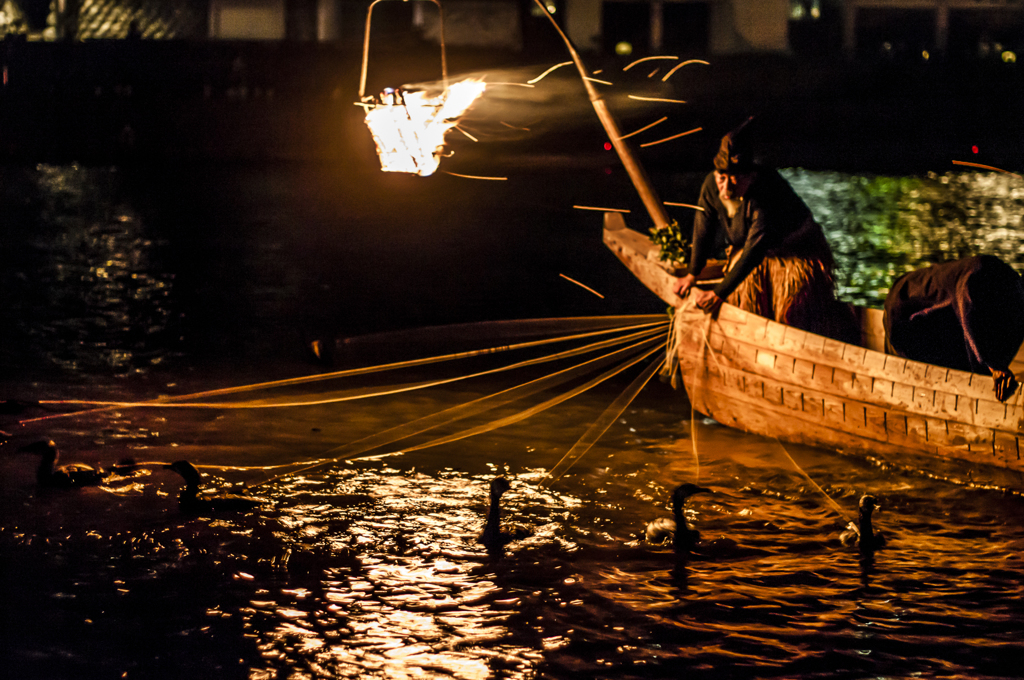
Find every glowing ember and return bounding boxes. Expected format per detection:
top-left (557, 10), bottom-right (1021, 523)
top-left (362, 79), bottom-right (486, 176)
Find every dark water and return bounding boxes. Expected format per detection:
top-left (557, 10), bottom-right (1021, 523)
top-left (2, 159), bottom-right (1024, 679)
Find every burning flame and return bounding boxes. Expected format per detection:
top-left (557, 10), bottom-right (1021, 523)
top-left (363, 79), bottom-right (486, 176)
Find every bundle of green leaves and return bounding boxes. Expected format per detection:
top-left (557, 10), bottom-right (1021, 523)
top-left (649, 220), bottom-right (690, 265)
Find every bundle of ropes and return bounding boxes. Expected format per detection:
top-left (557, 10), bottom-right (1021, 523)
top-left (17, 315), bottom-right (671, 489)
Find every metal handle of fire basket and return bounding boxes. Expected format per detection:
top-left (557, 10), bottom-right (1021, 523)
top-left (359, 0), bottom-right (449, 101)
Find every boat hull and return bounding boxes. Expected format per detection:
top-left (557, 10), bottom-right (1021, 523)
top-left (604, 212), bottom-right (1024, 487)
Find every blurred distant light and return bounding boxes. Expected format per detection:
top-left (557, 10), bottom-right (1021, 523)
top-left (921, 50), bottom-right (930, 61)
top-left (530, 2), bottom-right (557, 16)
top-left (1002, 50), bottom-right (1017, 63)
top-left (882, 41), bottom-right (892, 52)
top-left (972, 145), bottom-right (979, 154)
top-left (810, 0), bottom-right (821, 20)
top-left (790, 2), bottom-right (805, 20)
top-left (615, 41), bottom-right (633, 56)
top-left (604, 142), bottom-right (613, 151)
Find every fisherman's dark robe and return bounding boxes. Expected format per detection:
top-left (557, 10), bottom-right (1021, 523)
top-left (686, 168), bottom-right (854, 340)
top-left (883, 255), bottom-right (1024, 374)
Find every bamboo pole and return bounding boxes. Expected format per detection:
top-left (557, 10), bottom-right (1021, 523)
top-left (531, 0), bottom-right (671, 231)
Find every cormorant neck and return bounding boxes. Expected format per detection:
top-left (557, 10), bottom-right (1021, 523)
top-left (36, 454), bottom-right (56, 482)
top-left (673, 501), bottom-right (691, 532)
top-left (859, 510), bottom-right (874, 543)
top-left (485, 493), bottom-right (502, 535)
top-left (179, 483), bottom-right (200, 503)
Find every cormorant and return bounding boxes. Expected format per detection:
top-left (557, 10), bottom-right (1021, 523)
top-left (645, 483), bottom-right (711, 552)
top-left (165, 460), bottom-right (265, 514)
top-left (479, 476), bottom-right (530, 551)
top-left (840, 494), bottom-right (886, 552)
top-left (20, 439), bottom-right (106, 488)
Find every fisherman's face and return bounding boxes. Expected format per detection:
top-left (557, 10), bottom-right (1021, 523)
top-left (715, 170), bottom-right (754, 201)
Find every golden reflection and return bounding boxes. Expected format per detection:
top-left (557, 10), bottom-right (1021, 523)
top-left (27, 164), bottom-right (174, 373)
top-left (241, 471), bottom-right (553, 679)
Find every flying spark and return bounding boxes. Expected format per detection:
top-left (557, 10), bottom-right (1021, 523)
top-left (628, 95), bottom-right (686, 104)
top-left (952, 160), bottom-right (1023, 178)
top-left (640, 126), bottom-right (702, 147)
top-left (560, 274), bottom-right (605, 298)
top-left (527, 61), bottom-right (573, 84)
top-left (618, 117), bottom-right (668, 140)
top-left (455, 126), bottom-right (479, 142)
top-left (444, 172), bottom-right (508, 180)
top-left (623, 55), bottom-right (679, 71)
top-left (662, 59), bottom-right (711, 81)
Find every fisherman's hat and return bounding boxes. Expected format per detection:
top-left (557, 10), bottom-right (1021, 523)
top-left (713, 117), bottom-right (756, 173)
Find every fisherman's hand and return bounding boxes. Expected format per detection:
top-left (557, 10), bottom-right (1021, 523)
top-left (694, 289), bottom-right (724, 315)
top-left (991, 368), bottom-right (1019, 402)
top-left (673, 273), bottom-right (696, 299)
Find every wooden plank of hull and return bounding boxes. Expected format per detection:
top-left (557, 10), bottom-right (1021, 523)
top-left (604, 216), bottom-right (1024, 481)
top-left (603, 212), bottom-right (680, 307)
top-left (677, 304), bottom-right (1024, 470)
top-left (687, 309), bottom-right (1022, 432)
top-left (686, 363), bottom-right (1024, 474)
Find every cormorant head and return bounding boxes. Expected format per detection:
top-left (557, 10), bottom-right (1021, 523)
top-left (166, 460), bottom-right (203, 486)
top-left (671, 483), bottom-right (711, 512)
top-left (489, 476), bottom-right (511, 500)
top-left (859, 494), bottom-right (878, 516)
top-left (19, 439), bottom-right (58, 459)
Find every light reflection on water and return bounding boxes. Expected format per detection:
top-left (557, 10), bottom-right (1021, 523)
top-left (4, 164), bottom-right (177, 374)
top-left (2, 163), bottom-right (1024, 679)
top-left (784, 168), bottom-right (1024, 306)
top-left (4, 382), bottom-right (1024, 679)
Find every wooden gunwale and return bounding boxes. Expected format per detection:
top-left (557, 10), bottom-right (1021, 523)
top-left (603, 213), bottom-right (1024, 477)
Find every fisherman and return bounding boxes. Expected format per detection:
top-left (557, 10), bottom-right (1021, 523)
top-left (883, 255), bottom-right (1024, 402)
top-left (672, 119), bottom-right (851, 340)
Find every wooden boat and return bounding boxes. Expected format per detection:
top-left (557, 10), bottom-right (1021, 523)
top-left (603, 211), bottom-right (1024, 489)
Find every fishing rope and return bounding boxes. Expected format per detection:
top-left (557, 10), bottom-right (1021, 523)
top-left (250, 335), bottom-right (664, 486)
top-left (408, 343), bottom-right (665, 461)
top-left (25, 324), bottom-right (665, 411)
top-left (773, 438), bottom-right (858, 535)
top-left (679, 303), bottom-right (855, 531)
top-left (662, 307), bottom-right (682, 388)
top-left (690, 404), bottom-right (700, 485)
top-left (19, 318), bottom-right (668, 424)
top-left (541, 347), bottom-right (666, 487)
top-left (111, 458), bottom-right (336, 473)
top-left (663, 301), bottom-right (701, 484)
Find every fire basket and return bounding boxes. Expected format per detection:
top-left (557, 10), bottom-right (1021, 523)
top-left (358, 0), bottom-right (484, 176)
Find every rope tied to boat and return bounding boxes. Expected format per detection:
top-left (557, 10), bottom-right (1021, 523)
top-left (677, 302), bottom-right (859, 534)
